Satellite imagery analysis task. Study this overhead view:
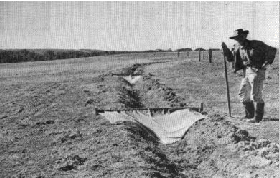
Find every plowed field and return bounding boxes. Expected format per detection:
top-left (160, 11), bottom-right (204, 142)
top-left (0, 51), bottom-right (278, 177)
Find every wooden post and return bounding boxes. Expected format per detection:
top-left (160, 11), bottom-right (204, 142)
top-left (200, 103), bottom-right (204, 113)
top-left (203, 51), bottom-right (205, 60)
top-left (222, 46), bottom-right (232, 117)
top-left (94, 108), bottom-right (98, 116)
top-left (199, 50), bottom-right (201, 61)
top-left (177, 51), bottom-right (180, 58)
top-left (209, 49), bottom-right (212, 63)
top-left (187, 51), bottom-right (189, 57)
top-left (202, 51), bottom-right (204, 60)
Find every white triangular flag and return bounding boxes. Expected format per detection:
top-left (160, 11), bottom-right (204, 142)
top-left (123, 75), bottom-right (142, 84)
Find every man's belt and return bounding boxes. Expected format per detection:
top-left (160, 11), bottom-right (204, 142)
top-left (245, 64), bottom-right (262, 70)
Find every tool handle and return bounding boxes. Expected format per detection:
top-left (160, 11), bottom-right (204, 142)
top-left (222, 46), bottom-right (232, 117)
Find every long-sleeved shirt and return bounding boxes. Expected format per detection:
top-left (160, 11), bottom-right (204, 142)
top-left (224, 39), bottom-right (277, 71)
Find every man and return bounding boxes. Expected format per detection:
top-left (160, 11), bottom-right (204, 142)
top-left (222, 29), bottom-right (277, 123)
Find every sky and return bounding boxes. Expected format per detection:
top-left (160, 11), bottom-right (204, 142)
top-left (0, 1), bottom-right (279, 51)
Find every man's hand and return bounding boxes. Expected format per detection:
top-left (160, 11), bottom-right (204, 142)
top-left (243, 61), bottom-right (250, 66)
top-left (222, 42), bottom-right (234, 62)
top-left (222, 42), bottom-right (227, 49)
top-left (261, 61), bottom-right (270, 70)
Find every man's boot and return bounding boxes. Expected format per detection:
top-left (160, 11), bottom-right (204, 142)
top-left (243, 101), bottom-right (255, 119)
top-left (247, 103), bottom-right (264, 123)
top-left (255, 103), bottom-right (265, 122)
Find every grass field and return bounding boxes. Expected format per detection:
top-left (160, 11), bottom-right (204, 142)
top-left (0, 51), bottom-right (278, 177)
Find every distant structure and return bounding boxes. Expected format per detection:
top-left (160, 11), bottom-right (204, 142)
top-left (156, 49), bottom-right (164, 52)
top-left (194, 48), bottom-right (206, 51)
top-left (176, 48), bottom-right (192, 52)
top-left (209, 48), bottom-right (221, 51)
top-left (176, 48), bottom-right (192, 58)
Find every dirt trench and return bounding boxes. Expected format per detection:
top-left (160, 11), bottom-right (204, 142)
top-left (114, 63), bottom-right (183, 177)
top-left (117, 63), bottom-right (187, 108)
top-left (82, 62), bottom-right (184, 177)
top-left (98, 63), bottom-right (279, 178)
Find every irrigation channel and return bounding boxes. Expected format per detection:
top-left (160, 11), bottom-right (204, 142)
top-left (91, 62), bottom-right (279, 178)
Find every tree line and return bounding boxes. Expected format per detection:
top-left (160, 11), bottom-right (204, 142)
top-left (0, 48), bottom-right (222, 63)
top-left (0, 49), bottom-right (114, 63)
top-left (0, 49), bottom-right (166, 63)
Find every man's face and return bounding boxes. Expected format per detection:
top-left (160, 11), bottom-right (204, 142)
top-left (234, 35), bottom-right (246, 46)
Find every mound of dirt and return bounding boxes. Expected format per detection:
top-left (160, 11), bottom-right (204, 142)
top-left (160, 114), bottom-right (279, 178)
top-left (133, 74), bottom-right (186, 108)
top-left (180, 114), bottom-right (251, 148)
top-left (200, 139), bottom-right (279, 178)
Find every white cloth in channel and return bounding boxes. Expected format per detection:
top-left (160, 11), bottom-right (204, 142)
top-left (122, 75), bottom-right (143, 84)
top-left (100, 109), bottom-right (205, 144)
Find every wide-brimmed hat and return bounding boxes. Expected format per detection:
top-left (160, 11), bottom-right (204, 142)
top-left (229, 29), bottom-right (249, 39)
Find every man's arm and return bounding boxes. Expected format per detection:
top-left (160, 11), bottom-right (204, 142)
top-left (222, 42), bottom-right (234, 62)
top-left (262, 43), bottom-right (277, 69)
top-left (265, 45), bottom-right (277, 64)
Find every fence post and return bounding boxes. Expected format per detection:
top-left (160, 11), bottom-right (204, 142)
top-left (177, 51), bottom-right (180, 58)
top-left (199, 50), bottom-right (201, 61)
top-left (232, 50), bottom-right (235, 69)
top-left (203, 51), bottom-right (204, 60)
top-left (209, 49), bottom-right (212, 63)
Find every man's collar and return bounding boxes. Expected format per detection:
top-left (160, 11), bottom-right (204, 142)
top-left (240, 39), bottom-right (250, 49)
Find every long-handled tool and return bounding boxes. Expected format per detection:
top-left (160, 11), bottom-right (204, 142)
top-left (95, 103), bottom-right (204, 116)
top-left (222, 43), bottom-right (232, 117)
